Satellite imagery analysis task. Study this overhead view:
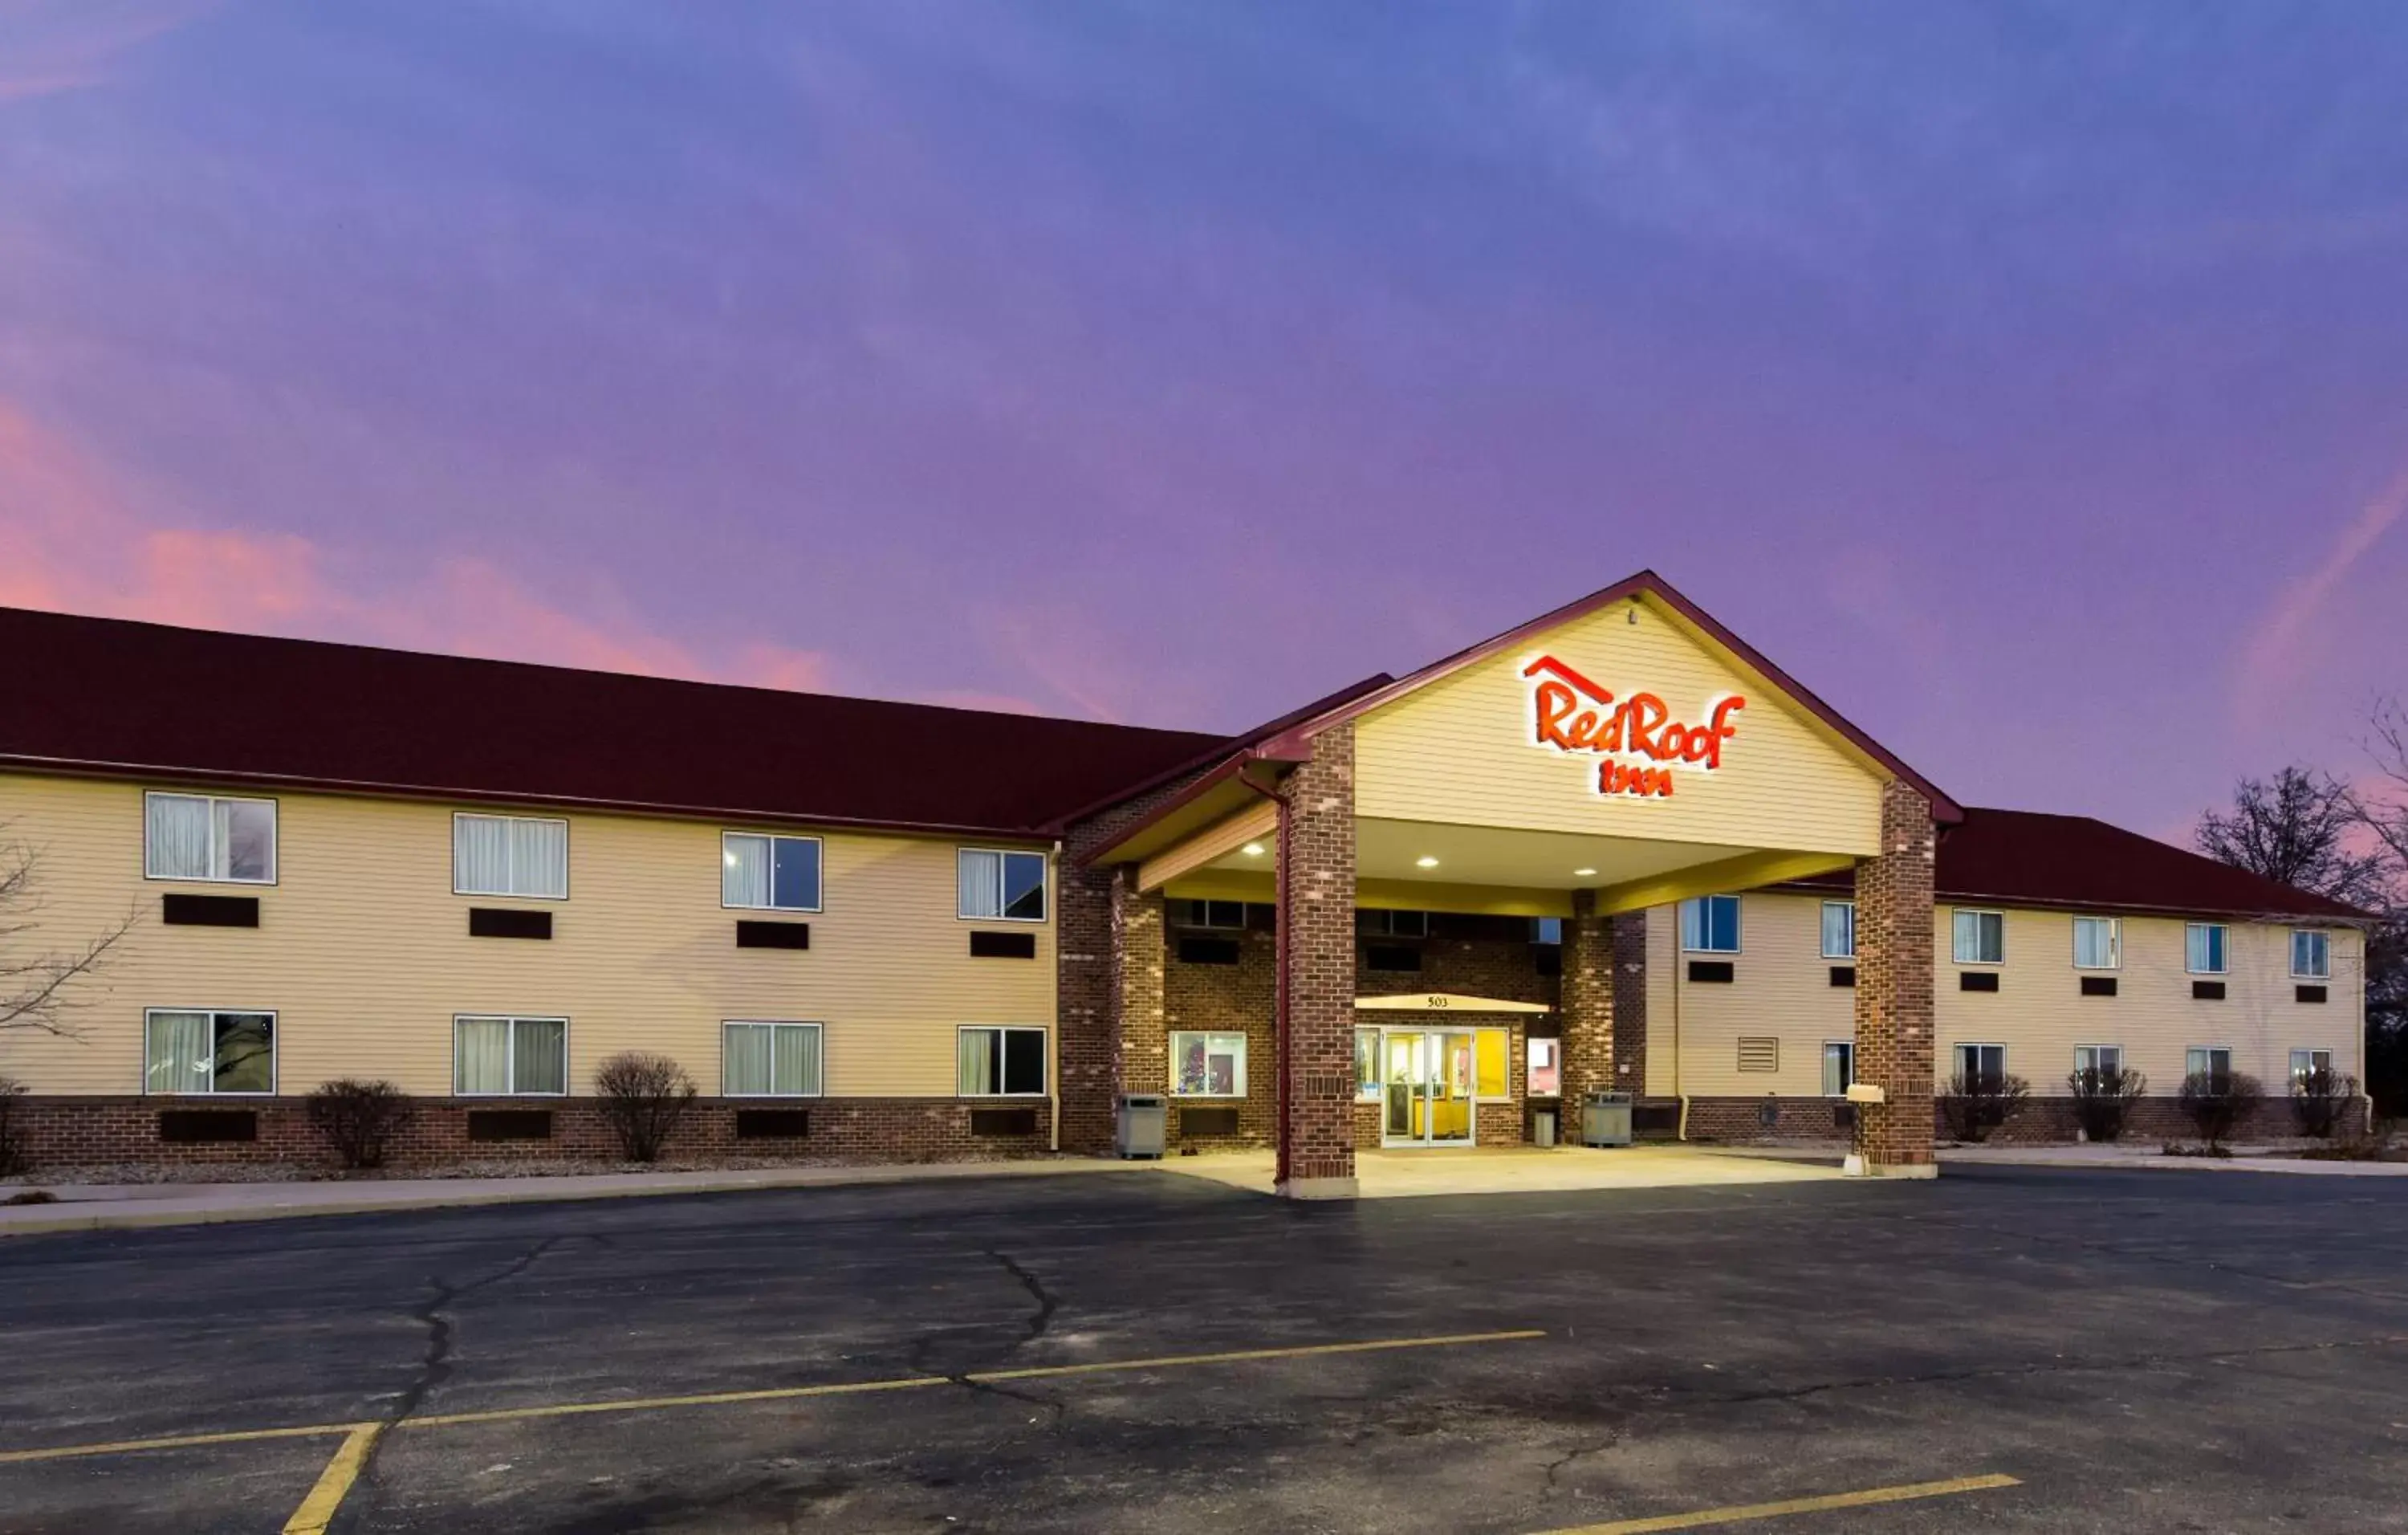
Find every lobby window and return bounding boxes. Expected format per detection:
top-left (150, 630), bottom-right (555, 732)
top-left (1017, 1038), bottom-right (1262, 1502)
top-left (1353, 1028), bottom-right (1381, 1100)
top-left (1474, 1029), bottom-right (1511, 1101)
top-left (1359, 909), bottom-right (1429, 939)
top-left (722, 1021), bottom-right (823, 1097)
top-left (454, 814), bottom-right (568, 899)
top-left (1678, 895), bottom-right (1740, 954)
top-left (144, 792), bottom-right (276, 884)
top-left (1527, 1036), bottom-right (1561, 1096)
top-left (958, 1026), bottom-right (1046, 1097)
top-left (1952, 909), bottom-right (2005, 966)
top-left (2186, 1046), bottom-right (2233, 1086)
top-left (144, 1009), bottom-right (275, 1095)
top-left (2290, 930), bottom-right (2331, 979)
top-left (1820, 902), bottom-right (1856, 959)
top-left (959, 849), bottom-right (1047, 922)
top-left (1171, 1031), bottom-right (1247, 1097)
top-left (2072, 916), bottom-right (2121, 971)
top-left (454, 1016), bottom-right (567, 1096)
top-left (1821, 1040), bottom-right (1854, 1098)
top-left (1169, 899), bottom-right (1247, 930)
top-left (2289, 1048), bottom-right (2333, 1086)
top-left (722, 833), bottom-right (822, 913)
top-left (2185, 922), bottom-right (2228, 975)
top-left (1953, 1042), bottom-right (2006, 1090)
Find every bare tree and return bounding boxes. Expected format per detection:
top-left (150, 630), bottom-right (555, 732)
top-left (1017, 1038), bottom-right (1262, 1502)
top-left (2, 827), bottom-right (136, 1038)
top-left (2358, 696), bottom-right (2408, 871)
top-left (2194, 767), bottom-right (2390, 909)
top-left (2347, 699), bottom-right (2408, 1122)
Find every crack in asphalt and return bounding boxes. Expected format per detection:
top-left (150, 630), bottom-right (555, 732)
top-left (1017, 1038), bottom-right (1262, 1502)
top-left (901, 1249), bottom-right (1070, 1431)
top-left (1540, 1426), bottom-right (1626, 1493)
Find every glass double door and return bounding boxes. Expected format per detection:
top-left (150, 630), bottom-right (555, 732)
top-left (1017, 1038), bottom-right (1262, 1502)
top-left (1381, 1028), bottom-right (1475, 1147)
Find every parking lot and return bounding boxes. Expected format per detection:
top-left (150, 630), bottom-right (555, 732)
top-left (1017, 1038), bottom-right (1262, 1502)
top-left (2, 1164), bottom-right (2406, 1533)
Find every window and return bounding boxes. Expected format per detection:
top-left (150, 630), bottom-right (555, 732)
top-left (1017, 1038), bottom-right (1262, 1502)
top-left (722, 1021), bottom-right (823, 1097)
top-left (2074, 1044), bottom-right (2122, 1084)
top-left (1678, 894), bottom-right (1740, 953)
top-left (144, 1010), bottom-right (275, 1095)
top-left (958, 849), bottom-right (1047, 922)
top-left (144, 792), bottom-right (276, 884)
top-left (1358, 909), bottom-right (1428, 938)
top-left (957, 1026), bottom-right (1047, 1096)
top-left (1473, 1029), bottom-right (1510, 1100)
top-left (1354, 1028), bottom-right (1381, 1099)
top-left (1171, 1031), bottom-right (1247, 1097)
top-left (1954, 1043), bottom-right (2006, 1089)
top-left (1820, 902), bottom-right (1856, 959)
top-left (1169, 899), bottom-right (1247, 930)
top-left (2186, 1046), bottom-right (2233, 1085)
top-left (454, 814), bottom-right (568, 899)
top-left (1531, 917), bottom-right (1563, 946)
top-left (454, 1016), bottom-right (568, 1096)
top-left (2289, 1048), bottom-right (2333, 1086)
top-left (2072, 916), bottom-right (2121, 971)
top-left (1821, 1040), bottom-right (1854, 1098)
top-left (2291, 930), bottom-right (2331, 979)
top-left (1527, 1036), bottom-right (1562, 1096)
top-left (1952, 909), bottom-right (2005, 965)
top-left (2185, 923), bottom-right (2227, 975)
top-left (722, 833), bottom-right (822, 912)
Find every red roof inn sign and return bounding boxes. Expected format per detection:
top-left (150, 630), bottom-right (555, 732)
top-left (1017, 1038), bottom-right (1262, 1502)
top-left (1523, 654), bottom-right (1746, 799)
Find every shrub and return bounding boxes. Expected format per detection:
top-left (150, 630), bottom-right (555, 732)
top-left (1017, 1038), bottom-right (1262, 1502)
top-left (2289, 1065), bottom-right (2358, 1139)
top-left (2177, 1070), bottom-right (2264, 1152)
top-left (1939, 1070), bottom-right (2030, 1143)
top-left (2067, 1064), bottom-right (2147, 1143)
top-left (306, 1079), bottom-right (416, 1170)
top-left (0, 1076), bottom-right (27, 1179)
top-left (594, 1051), bottom-right (697, 1162)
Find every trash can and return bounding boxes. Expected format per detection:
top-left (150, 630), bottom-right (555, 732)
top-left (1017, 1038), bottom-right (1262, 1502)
top-left (1116, 1094), bottom-right (1167, 1159)
top-left (1531, 1108), bottom-right (1559, 1148)
top-left (1582, 1091), bottom-right (1633, 1148)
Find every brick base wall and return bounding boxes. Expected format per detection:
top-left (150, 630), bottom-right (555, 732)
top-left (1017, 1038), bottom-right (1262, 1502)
top-left (4, 1096), bottom-right (1055, 1171)
top-left (1653, 1094), bottom-right (2372, 1146)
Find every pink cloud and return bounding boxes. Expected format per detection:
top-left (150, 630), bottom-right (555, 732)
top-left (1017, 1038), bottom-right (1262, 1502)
top-left (2234, 466), bottom-right (2408, 723)
top-left (0, 0), bottom-right (212, 106)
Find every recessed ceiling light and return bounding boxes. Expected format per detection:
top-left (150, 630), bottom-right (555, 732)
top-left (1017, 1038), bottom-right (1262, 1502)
top-left (1415, 855), bottom-right (1440, 869)
top-left (1573, 867), bottom-right (1597, 877)
top-left (1240, 842), bottom-right (1266, 857)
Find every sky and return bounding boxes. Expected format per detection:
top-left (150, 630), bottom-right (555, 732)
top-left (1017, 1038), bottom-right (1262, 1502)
top-left (2, 0), bottom-right (2405, 843)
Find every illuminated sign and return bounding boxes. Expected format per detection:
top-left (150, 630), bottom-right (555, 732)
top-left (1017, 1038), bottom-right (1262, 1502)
top-left (1523, 654), bottom-right (1745, 799)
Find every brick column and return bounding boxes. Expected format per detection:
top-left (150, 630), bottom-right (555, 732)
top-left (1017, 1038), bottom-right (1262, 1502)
top-left (1054, 857), bottom-right (1117, 1154)
top-left (1278, 723), bottom-right (1357, 1199)
top-left (1560, 889), bottom-right (1615, 1136)
top-left (1609, 908), bottom-right (1648, 1092)
top-left (1112, 871), bottom-right (1168, 1097)
top-left (1853, 778), bottom-right (1938, 1176)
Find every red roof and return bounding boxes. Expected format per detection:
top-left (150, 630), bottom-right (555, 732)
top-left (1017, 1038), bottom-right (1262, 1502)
top-left (1792, 807), bottom-right (2369, 922)
top-left (0, 606), bottom-right (1225, 837)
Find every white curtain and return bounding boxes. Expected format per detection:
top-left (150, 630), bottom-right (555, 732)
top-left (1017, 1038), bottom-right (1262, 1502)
top-left (779, 1026), bottom-right (822, 1096)
top-left (723, 835), bottom-right (772, 909)
top-left (2186, 924), bottom-right (2219, 973)
top-left (454, 816), bottom-right (513, 895)
top-left (146, 795), bottom-right (214, 880)
top-left (511, 819), bottom-right (567, 898)
top-left (1822, 1043), bottom-right (1849, 1098)
top-left (1821, 902), bottom-right (1854, 959)
top-left (456, 1016), bottom-right (512, 1093)
top-left (145, 1011), bottom-right (215, 1093)
top-left (512, 1019), bottom-right (567, 1094)
top-left (958, 1028), bottom-right (996, 1094)
top-left (724, 1023), bottom-right (775, 1093)
top-left (958, 849), bottom-right (1002, 918)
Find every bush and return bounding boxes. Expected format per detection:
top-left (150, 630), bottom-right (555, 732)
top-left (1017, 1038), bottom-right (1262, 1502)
top-left (594, 1051), bottom-right (697, 1162)
top-left (2290, 1065), bottom-right (2358, 1139)
top-left (2177, 1070), bottom-right (2264, 1151)
top-left (0, 1076), bottom-right (27, 1179)
top-left (2067, 1064), bottom-right (2147, 1143)
top-left (306, 1079), bottom-right (416, 1170)
top-left (1939, 1070), bottom-right (2030, 1143)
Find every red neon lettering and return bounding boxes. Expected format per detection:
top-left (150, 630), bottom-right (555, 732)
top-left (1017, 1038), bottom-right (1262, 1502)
top-left (1527, 653), bottom-right (1745, 796)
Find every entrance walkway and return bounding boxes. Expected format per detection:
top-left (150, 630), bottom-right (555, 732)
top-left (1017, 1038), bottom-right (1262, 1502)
top-left (1153, 1144), bottom-right (1847, 1199)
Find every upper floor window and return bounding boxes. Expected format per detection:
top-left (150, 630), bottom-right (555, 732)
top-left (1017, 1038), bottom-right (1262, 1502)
top-left (1169, 899), bottom-right (1247, 930)
top-left (2185, 922), bottom-right (2228, 975)
top-left (454, 813), bottom-right (568, 899)
top-left (1359, 909), bottom-right (1429, 939)
top-left (1820, 901), bottom-right (1856, 959)
top-left (1952, 909), bottom-right (2005, 966)
top-left (1678, 894), bottom-right (1740, 954)
top-left (722, 833), bottom-right (822, 912)
top-left (1531, 916), bottom-right (1563, 946)
top-left (2072, 916), bottom-right (2121, 971)
top-left (958, 849), bottom-right (1047, 922)
top-left (144, 792), bottom-right (276, 884)
top-left (2290, 930), bottom-right (2331, 979)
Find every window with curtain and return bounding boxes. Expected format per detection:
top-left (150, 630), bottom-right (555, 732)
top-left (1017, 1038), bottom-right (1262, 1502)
top-left (1678, 895), bottom-right (1740, 953)
top-left (1952, 910), bottom-right (2005, 965)
top-left (1822, 1040), bottom-right (1854, 1098)
top-left (1170, 1031), bottom-right (1247, 1096)
top-left (143, 1010), bottom-right (275, 1094)
top-left (721, 833), bottom-right (822, 912)
top-left (2186, 1045), bottom-right (2232, 1085)
top-left (957, 849), bottom-right (1047, 922)
top-left (722, 1021), bottom-right (824, 1096)
top-left (2074, 1044), bottom-right (2123, 1083)
top-left (2289, 1048), bottom-right (2333, 1085)
top-left (2185, 923), bottom-right (2228, 975)
top-left (2072, 916), bottom-right (2121, 971)
top-left (1820, 902), bottom-right (1856, 959)
top-left (454, 1016), bottom-right (567, 1095)
top-left (144, 792), bottom-right (276, 883)
top-left (453, 815), bottom-right (568, 899)
top-left (1953, 1042), bottom-right (2006, 1089)
top-left (957, 1026), bottom-right (1047, 1096)
top-left (2290, 930), bottom-right (2330, 979)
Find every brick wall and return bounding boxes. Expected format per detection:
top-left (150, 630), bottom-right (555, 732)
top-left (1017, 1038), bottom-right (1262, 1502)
top-left (1561, 890), bottom-right (1615, 1114)
top-left (1853, 779), bottom-right (1938, 1170)
top-left (1282, 723), bottom-right (1357, 1187)
top-left (1611, 909), bottom-right (1649, 1091)
top-left (1665, 1092), bottom-right (2368, 1146)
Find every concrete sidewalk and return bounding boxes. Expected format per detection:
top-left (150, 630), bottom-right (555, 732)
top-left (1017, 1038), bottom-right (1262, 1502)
top-left (0, 1158), bottom-right (1133, 1237)
top-left (1938, 1142), bottom-right (2408, 1176)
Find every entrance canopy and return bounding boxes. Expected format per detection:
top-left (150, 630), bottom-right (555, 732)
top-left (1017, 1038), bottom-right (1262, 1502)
top-left (1355, 992), bottom-right (1549, 1014)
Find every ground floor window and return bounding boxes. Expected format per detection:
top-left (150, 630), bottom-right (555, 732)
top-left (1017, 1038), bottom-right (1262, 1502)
top-left (1821, 1040), bottom-right (1853, 1097)
top-left (1354, 1028), bottom-right (1381, 1099)
top-left (2289, 1048), bottom-right (2333, 1085)
top-left (1953, 1042), bottom-right (2006, 1089)
top-left (454, 1016), bottom-right (568, 1096)
top-left (1171, 1031), bottom-right (1247, 1097)
top-left (2074, 1044), bottom-right (2123, 1085)
top-left (722, 1021), bottom-right (824, 1097)
top-left (958, 1025), bottom-right (1046, 1097)
top-left (1472, 1028), bottom-right (1511, 1101)
top-left (2186, 1045), bottom-right (2233, 1085)
top-left (1527, 1036), bottom-right (1561, 1096)
top-left (144, 1009), bottom-right (275, 1095)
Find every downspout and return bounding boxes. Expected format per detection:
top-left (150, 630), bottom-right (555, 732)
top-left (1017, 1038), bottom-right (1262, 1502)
top-left (1049, 838), bottom-right (1064, 1154)
top-left (1237, 769), bottom-right (1295, 1188)
top-left (1672, 925), bottom-right (1689, 1141)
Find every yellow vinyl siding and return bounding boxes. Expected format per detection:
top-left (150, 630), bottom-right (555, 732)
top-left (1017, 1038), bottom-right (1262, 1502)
top-left (1354, 596), bottom-right (1886, 855)
top-left (0, 773), bottom-right (1054, 1100)
top-left (1642, 895), bottom-right (1851, 1098)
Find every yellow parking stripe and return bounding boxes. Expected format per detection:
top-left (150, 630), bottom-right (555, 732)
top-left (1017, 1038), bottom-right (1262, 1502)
top-left (1537, 1472), bottom-right (2023, 1533)
top-left (281, 1424), bottom-right (384, 1535)
top-left (0, 1421), bottom-right (367, 1466)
